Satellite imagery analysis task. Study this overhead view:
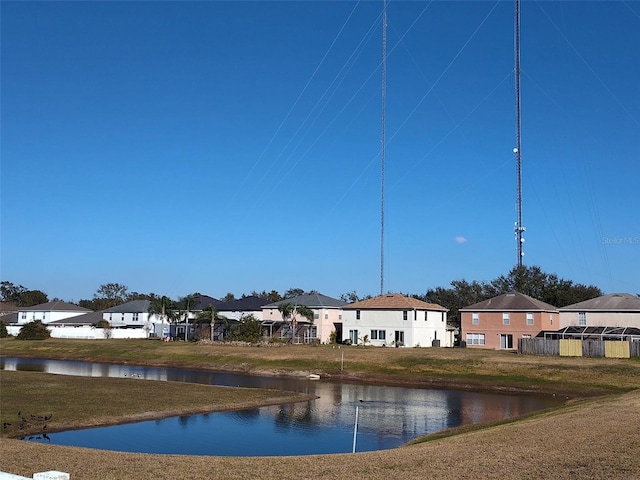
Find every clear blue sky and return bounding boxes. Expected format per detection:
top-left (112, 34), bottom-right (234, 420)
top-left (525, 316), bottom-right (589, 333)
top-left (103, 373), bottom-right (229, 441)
top-left (1, 1), bottom-right (638, 302)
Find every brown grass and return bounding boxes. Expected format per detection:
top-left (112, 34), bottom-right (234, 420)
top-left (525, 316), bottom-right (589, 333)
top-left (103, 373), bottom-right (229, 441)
top-left (1, 339), bottom-right (640, 479)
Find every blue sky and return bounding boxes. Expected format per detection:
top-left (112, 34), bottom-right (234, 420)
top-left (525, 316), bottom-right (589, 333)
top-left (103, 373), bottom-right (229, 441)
top-left (1, 1), bottom-right (638, 302)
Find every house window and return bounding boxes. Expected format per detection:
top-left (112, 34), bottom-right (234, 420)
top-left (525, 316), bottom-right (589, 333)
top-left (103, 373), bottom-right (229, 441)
top-left (578, 312), bottom-right (586, 326)
top-left (502, 313), bottom-right (510, 325)
top-left (339, 314), bottom-right (342, 320)
top-left (21, 313), bottom-right (26, 320)
top-left (526, 313), bottom-right (534, 325)
top-left (425, 311), bottom-right (428, 321)
top-left (403, 311), bottom-right (408, 321)
top-left (466, 333), bottom-right (485, 345)
top-left (550, 315), bottom-right (553, 326)
top-left (324, 313), bottom-right (328, 320)
top-left (133, 313), bottom-right (139, 322)
top-left (370, 330), bottom-right (386, 340)
top-left (109, 313), bottom-right (112, 321)
top-left (314, 313), bottom-right (319, 320)
top-left (356, 310), bottom-right (360, 320)
top-left (472, 313), bottom-right (479, 325)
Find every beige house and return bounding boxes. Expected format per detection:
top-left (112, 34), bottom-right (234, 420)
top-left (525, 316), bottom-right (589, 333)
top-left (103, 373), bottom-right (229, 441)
top-left (261, 293), bottom-right (346, 344)
top-left (559, 293), bottom-right (640, 328)
top-left (460, 292), bottom-right (559, 350)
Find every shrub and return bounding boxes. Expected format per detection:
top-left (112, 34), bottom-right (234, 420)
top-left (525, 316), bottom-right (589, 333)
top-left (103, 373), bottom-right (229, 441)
top-left (0, 320), bottom-right (8, 338)
top-left (16, 320), bottom-right (51, 340)
top-left (229, 314), bottom-right (262, 343)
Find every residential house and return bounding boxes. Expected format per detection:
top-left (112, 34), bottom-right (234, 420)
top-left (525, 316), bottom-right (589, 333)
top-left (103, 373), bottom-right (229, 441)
top-left (341, 293), bottom-right (449, 347)
top-left (16, 301), bottom-right (92, 325)
top-left (261, 293), bottom-right (346, 343)
top-left (460, 292), bottom-right (559, 349)
top-left (216, 296), bottom-right (269, 322)
top-left (559, 293), bottom-right (640, 328)
top-left (104, 300), bottom-right (156, 336)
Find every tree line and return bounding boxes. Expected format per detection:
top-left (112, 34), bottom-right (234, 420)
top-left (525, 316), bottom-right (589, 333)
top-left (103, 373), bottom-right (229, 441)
top-left (1, 266), bottom-right (613, 332)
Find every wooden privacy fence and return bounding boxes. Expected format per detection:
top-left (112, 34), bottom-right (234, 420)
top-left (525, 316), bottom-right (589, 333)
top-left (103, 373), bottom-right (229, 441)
top-left (519, 338), bottom-right (638, 358)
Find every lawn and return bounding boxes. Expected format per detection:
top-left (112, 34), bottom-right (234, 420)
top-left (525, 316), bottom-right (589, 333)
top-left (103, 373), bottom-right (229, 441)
top-left (1, 338), bottom-right (639, 479)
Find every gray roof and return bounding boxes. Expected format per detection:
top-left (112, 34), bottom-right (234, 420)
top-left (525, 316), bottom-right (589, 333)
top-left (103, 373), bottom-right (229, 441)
top-left (20, 301), bottom-right (92, 312)
top-left (263, 293), bottom-right (346, 309)
top-left (560, 293), bottom-right (640, 312)
top-left (48, 311), bottom-right (105, 326)
top-left (460, 292), bottom-right (558, 312)
top-left (105, 300), bottom-right (151, 313)
top-left (192, 295), bottom-right (222, 311)
top-left (217, 296), bottom-right (270, 312)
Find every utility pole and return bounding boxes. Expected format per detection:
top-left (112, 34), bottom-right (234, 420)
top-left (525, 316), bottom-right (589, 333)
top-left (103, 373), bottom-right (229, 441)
top-left (380, 0), bottom-right (387, 295)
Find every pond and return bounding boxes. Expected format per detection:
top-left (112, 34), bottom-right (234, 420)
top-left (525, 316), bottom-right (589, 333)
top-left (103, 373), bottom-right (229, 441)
top-left (1, 357), bottom-right (563, 456)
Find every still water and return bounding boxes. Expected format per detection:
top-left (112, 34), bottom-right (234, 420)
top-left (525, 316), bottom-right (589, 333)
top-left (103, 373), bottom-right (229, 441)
top-left (1, 357), bottom-right (563, 456)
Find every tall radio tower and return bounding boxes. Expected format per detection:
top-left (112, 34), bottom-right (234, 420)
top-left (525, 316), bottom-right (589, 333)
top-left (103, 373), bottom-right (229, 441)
top-left (514, 0), bottom-right (525, 267)
top-left (380, 0), bottom-right (387, 294)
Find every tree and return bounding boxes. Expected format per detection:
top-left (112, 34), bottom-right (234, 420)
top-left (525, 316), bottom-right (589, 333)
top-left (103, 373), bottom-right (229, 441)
top-left (0, 320), bottom-right (8, 338)
top-left (221, 292), bottom-right (235, 302)
top-left (0, 281), bottom-right (27, 302)
top-left (278, 303), bottom-right (314, 343)
top-left (148, 296), bottom-right (178, 338)
top-left (229, 314), bottom-right (263, 343)
top-left (17, 290), bottom-right (49, 307)
top-left (195, 305), bottom-right (220, 341)
top-left (339, 291), bottom-right (372, 303)
top-left (94, 283), bottom-right (129, 308)
top-left (283, 288), bottom-right (305, 299)
top-left (16, 320), bottom-right (51, 340)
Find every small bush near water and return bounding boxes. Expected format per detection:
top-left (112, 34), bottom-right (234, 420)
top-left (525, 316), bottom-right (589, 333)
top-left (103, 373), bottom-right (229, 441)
top-left (16, 320), bottom-right (51, 340)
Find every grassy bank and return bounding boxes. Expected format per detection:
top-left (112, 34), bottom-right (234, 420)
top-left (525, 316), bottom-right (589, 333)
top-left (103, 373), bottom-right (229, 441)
top-left (2, 337), bottom-right (639, 395)
top-left (0, 370), bottom-right (313, 439)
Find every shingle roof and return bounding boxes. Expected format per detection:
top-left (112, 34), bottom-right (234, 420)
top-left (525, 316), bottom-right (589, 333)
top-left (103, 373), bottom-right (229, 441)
top-left (217, 296), bottom-right (270, 312)
top-left (343, 293), bottom-right (447, 311)
top-left (20, 301), bottom-right (92, 312)
top-left (263, 293), bottom-right (346, 309)
top-left (192, 295), bottom-right (222, 311)
top-left (559, 293), bottom-right (640, 312)
top-left (105, 300), bottom-right (151, 313)
top-left (48, 311), bottom-right (105, 325)
top-left (460, 292), bottom-right (558, 312)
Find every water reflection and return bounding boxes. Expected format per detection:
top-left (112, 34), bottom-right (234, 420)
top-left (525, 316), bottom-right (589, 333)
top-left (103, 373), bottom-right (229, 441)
top-left (1, 357), bottom-right (563, 456)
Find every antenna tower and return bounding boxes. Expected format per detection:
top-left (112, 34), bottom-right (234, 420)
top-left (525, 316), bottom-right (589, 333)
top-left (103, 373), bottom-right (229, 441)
top-left (380, 0), bottom-right (387, 295)
top-left (514, 0), bottom-right (525, 267)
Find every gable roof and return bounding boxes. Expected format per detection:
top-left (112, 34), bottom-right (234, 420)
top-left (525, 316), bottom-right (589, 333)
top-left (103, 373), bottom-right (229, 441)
top-left (344, 293), bottom-right (447, 311)
top-left (560, 293), bottom-right (640, 312)
top-left (263, 293), bottom-right (346, 309)
top-left (192, 295), bottom-right (222, 311)
top-left (460, 292), bottom-right (558, 312)
top-left (19, 301), bottom-right (92, 313)
top-left (48, 311), bottom-right (105, 326)
top-left (105, 300), bottom-right (151, 313)
top-left (217, 296), bottom-right (270, 312)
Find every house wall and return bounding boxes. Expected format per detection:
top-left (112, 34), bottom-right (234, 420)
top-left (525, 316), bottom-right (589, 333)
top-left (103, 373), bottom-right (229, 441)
top-left (461, 310), bottom-right (559, 349)
top-left (342, 309), bottom-right (447, 347)
top-left (16, 310), bottom-right (87, 325)
top-left (217, 309), bottom-right (263, 322)
top-left (559, 311), bottom-right (640, 328)
top-left (261, 307), bottom-right (342, 343)
top-left (103, 311), bottom-right (152, 328)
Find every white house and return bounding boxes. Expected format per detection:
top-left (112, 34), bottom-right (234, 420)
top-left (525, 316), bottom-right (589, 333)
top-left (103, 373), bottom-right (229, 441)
top-left (261, 293), bottom-right (347, 344)
top-left (16, 301), bottom-right (92, 325)
top-left (342, 293), bottom-right (449, 347)
top-left (559, 293), bottom-right (640, 328)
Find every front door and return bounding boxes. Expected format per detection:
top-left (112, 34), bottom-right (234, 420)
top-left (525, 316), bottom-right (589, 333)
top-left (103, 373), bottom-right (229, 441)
top-left (349, 329), bottom-right (358, 345)
top-left (394, 330), bottom-right (404, 346)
